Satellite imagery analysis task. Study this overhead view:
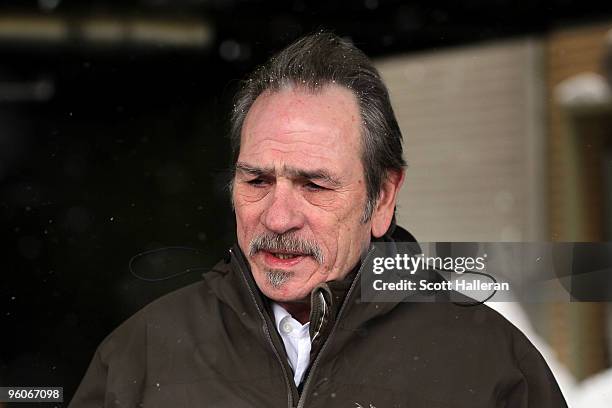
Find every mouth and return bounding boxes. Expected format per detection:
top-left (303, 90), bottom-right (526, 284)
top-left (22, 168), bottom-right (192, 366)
top-left (260, 250), bottom-right (308, 267)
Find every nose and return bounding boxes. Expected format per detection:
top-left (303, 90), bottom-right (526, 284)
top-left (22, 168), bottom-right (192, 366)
top-left (261, 181), bottom-right (305, 234)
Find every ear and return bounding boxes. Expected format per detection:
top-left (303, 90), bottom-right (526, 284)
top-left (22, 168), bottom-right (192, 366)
top-left (370, 169), bottom-right (405, 238)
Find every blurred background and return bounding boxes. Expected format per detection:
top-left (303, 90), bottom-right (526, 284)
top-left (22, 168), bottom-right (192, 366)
top-left (1, 0), bottom-right (612, 406)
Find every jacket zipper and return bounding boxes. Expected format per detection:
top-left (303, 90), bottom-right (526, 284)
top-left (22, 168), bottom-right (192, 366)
top-left (230, 248), bottom-right (297, 408)
top-left (296, 247), bottom-right (376, 408)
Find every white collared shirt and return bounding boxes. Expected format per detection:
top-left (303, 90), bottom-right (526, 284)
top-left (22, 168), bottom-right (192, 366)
top-left (272, 303), bottom-right (311, 386)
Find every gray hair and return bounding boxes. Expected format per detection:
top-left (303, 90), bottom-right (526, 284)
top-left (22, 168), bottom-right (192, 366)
top-left (230, 31), bottom-right (406, 222)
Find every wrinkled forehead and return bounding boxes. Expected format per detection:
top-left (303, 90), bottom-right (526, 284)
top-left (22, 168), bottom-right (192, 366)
top-left (238, 84), bottom-right (363, 174)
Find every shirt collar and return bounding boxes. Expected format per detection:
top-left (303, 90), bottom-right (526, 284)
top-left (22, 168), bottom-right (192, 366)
top-left (272, 303), bottom-right (309, 333)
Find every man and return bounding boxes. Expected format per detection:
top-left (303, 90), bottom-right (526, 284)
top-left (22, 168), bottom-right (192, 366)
top-left (69, 32), bottom-right (567, 407)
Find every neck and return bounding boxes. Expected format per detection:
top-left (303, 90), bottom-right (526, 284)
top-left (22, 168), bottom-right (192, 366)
top-left (277, 301), bottom-right (311, 325)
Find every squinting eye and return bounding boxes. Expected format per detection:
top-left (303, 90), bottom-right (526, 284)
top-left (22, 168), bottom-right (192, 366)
top-left (304, 182), bottom-right (326, 191)
top-left (246, 179), bottom-right (268, 187)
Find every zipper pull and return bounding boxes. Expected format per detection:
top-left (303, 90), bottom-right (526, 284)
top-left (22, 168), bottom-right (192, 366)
top-left (309, 284), bottom-right (334, 355)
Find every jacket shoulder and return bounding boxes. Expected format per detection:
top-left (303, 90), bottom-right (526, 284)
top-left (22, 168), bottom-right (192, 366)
top-left (393, 297), bottom-right (543, 365)
top-left (97, 258), bottom-right (232, 361)
top-left (69, 259), bottom-right (242, 407)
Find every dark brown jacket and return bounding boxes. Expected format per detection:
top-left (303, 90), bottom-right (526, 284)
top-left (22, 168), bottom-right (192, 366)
top-left (69, 233), bottom-right (567, 408)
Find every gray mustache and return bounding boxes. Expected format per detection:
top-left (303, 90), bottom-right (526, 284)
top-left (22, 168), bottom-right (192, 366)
top-left (249, 232), bottom-right (324, 264)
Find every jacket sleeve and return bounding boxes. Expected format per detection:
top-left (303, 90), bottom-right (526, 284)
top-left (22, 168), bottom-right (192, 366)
top-left (68, 348), bottom-right (109, 408)
top-left (504, 347), bottom-right (569, 408)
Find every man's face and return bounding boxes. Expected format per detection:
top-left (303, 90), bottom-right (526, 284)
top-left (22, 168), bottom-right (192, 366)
top-left (232, 84), bottom-right (373, 302)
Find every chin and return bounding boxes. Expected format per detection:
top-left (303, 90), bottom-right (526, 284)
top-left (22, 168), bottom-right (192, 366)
top-left (260, 280), bottom-right (310, 302)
